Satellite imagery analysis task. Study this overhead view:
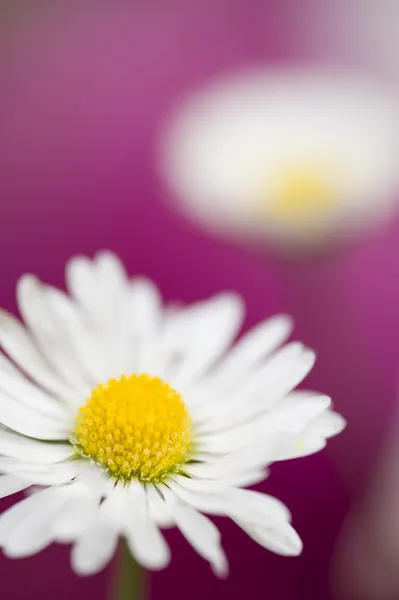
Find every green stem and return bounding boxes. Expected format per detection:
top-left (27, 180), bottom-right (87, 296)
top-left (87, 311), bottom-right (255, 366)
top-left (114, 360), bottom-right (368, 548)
top-left (109, 540), bottom-right (144, 600)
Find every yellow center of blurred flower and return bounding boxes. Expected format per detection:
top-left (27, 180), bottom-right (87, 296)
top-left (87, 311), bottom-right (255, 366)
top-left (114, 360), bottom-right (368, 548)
top-left (267, 165), bottom-right (336, 222)
top-left (72, 374), bottom-right (192, 483)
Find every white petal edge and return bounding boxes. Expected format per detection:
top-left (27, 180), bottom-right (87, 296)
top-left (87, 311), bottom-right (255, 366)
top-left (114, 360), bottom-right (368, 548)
top-left (0, 474), bottom-right (31, 499)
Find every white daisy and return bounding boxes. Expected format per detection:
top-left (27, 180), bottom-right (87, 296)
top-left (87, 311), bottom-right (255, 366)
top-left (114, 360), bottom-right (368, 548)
top-left (159, 67), bottom-right (399, 250)
top-left (0, 252), bottom-right (345, 576)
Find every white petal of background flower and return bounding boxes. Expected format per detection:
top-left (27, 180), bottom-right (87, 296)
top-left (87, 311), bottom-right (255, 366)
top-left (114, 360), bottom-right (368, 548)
top-left (0, 252), bottom-right (345, 576)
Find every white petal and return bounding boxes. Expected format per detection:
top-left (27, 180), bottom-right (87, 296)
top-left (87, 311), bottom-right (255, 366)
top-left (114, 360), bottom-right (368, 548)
top-left (47, 283), bottom-right (130, 390)
top-left (0, 368), bottom-right (73, 421)
top-left (309, 409), bottom-right (347, 438)
top-left (147, 485), bottom-right (175, 528)
top-left (52, 494), bottom-right (100, 542)
top-left (71, 514), bottom-right (119, 576)
top-left (260, 393), bottom-right (331, 433)
top-left (0, 474), bottom-right (31, 499)
top-left (171, 475), bottom-right (232, 493)
top-left (272, 407), bottom-right (345, 460)
top-left (62, 252), bottom-right (133, 382)
top-left (124, 481), bottom-right (170, 570)
top-left (221, 468), bottom-right (269, 488)
top-left (67, 252), bottom-right (128, 315)
top-left (94, 251), bottom-right (128, 303)
top-left (0, 310), bottom-right (71, 398)
top-left (75, 463), bottom-right (111, 494)
top-left (128, 278), bottom-right (162, 338)
top-left (254, 343), bottom-right (316, 400)
top-left (274, 434), bottom-right (327, 460)
top-left (17, 276), bottom-right (91, 394)
top-left (0, 430), bottom-right (73, 463)
top-left (234, 518), bottom-right (302, 556)
top-left (170, 294), bottom-right (244, 386)
top-left (172, 469), bottom-right (268, 491)
top-left (67, 256), bottom-right (160, 382)
top-left (162, 487), bottom-right (228, 577)
top-left (194, 343), bottom-right (315, 427)
top-left (0, 394), bottom-right (70, 440)
top-left (99, 484), bottom-right (131, 529)
top-left (207, 314), bottom-right (293, 391)
top-left (0, 487), bottom-right (67, 556)
top-left (0, 489), bottom-right (48, 545)
top-left (221, 488), bottom-right (292, 522)
top-left (119, 278), bottom-right (163, 375)
top-left (0, 353), bottom-right (25, 380)
top-left (3, 488), bottom-right (68, 558)
top-left (190, 431), bottom-right (295, 475)
top-left (65, 256), bottom-right (99, 312)
top-left (0, 458), bottom-right (80, 485)
top-left (198, 393), bottom-right (332, 453)
top-left (165, 480), bottom-right (226, 515)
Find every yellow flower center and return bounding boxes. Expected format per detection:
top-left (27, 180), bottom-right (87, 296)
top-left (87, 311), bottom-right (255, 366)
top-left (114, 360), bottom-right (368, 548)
top-left (72, 374), bottom-right (192, 483)
top-left (265, 164), bottom-right (337, 223)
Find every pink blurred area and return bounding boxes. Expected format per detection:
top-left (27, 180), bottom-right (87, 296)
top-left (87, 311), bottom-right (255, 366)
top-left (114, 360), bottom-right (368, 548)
top-left (1, 1), bottom-right (399, 599)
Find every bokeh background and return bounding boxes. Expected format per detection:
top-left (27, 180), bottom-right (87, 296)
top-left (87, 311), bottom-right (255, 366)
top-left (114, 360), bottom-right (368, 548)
top-left (1, 1), bottom-right (399, 598)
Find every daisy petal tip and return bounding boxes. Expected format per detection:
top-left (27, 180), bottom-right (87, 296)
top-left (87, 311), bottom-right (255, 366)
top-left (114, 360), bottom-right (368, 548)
top-left (2, 546), bottom-right (19, 560)
top-left (16, 274), bottom-right (39, 293)
top-left (147, 540), bottom-right (172, 571)
top-left (134, 547), bottom-right (171, 572)
top-left (330, 412), bottom-right (347, 435)
top-left (94, 249), bottom-right (117, 261)
top-left (276, 522), bottom-right (303, 557)
top-left (304, 348), bottom-right (316, 363)
top-left (70, 544), bottom-right (113, 578)
top-left (211, 555), bottom-right (229, 579)
top-left (319, 394), bottom-right (332, 410)
top-left (287, 531), bottom-right (303, 557)
top-left (65, 254), bottom-right (91, 277)
top-left (70, 556), bottom-right (97, 577)
top-left (94, 250), bottom-right (124, 270)
top-left (274, 313), bottom-right (294, 335)
top-left (2, 540), bottom-right (36, 560)
top-left (216, 291), bottom-right (245, 315)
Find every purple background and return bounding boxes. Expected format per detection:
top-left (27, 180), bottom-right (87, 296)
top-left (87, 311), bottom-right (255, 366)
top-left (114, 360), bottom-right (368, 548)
top-left (1, 1), bottom-right (399, 598)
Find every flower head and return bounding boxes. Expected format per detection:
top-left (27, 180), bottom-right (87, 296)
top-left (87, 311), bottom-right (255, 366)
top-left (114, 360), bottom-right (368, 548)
top-left (160, 67), bottom-right (399, 250)
top-left (0, 252), bottom-right (345, 575)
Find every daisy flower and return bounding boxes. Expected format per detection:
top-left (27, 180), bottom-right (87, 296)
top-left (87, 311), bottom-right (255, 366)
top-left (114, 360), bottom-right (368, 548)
top-left (159, 67), bottom-right (399, 250)
top-left (0, 252), bottom-right (345, 576)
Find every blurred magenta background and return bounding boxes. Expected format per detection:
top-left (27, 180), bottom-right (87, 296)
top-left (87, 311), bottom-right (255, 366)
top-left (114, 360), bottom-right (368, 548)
top-left (1, 1), bottom-right (399, 598)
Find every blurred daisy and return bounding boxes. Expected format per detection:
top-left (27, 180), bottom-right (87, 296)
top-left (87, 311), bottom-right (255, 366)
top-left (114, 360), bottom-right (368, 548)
top-left (0, 252), bottom-right (345, 575)
top-left (160, 68), bottom-right (399, 250)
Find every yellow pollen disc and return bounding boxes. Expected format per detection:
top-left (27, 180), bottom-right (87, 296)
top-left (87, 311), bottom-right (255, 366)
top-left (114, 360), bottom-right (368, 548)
top-left (264, 164), bottom-right (337, 223)
top-left (72, 374), bottom-right (192, 483)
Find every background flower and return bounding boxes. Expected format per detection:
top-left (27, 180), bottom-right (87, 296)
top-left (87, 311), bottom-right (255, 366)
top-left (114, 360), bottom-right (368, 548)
top-left (160, 67), bottom-right (399, 251)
